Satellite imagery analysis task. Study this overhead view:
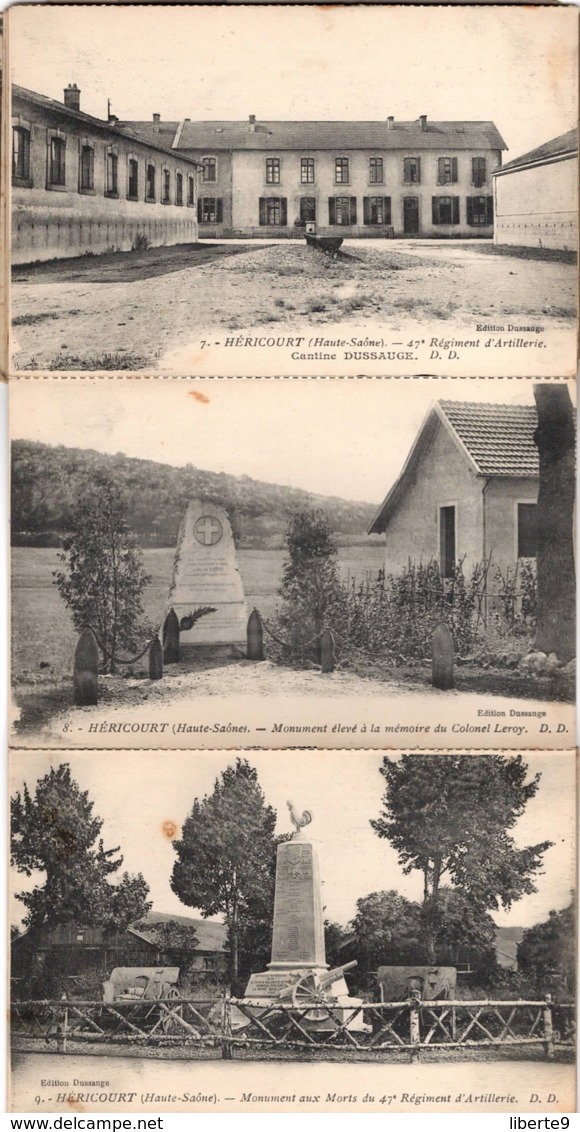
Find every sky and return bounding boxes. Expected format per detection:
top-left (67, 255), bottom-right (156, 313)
top-left (7, 5), bottom-right (578, 162)
top-left (10, 750), bottom-right (575, 933)
top-left (11, 378), bottom-right (568, 505)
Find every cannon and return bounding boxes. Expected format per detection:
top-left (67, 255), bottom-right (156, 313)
top-left (376, 965), bottom-right (457, 1003)
top-left (101, 967), bottom-right (184, 1034)
top-left (278, 960), bottom-right (358, 1018)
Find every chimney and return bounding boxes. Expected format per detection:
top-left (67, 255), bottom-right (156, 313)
top-left (419, 114), bottom-right (428, 132)
top-left (153, 112), bottom-right (161, 132)
top-left (64, 83), bottom-right (80, 111)
top-left (387, 115), bottom-right (395, 130)
top-left (249, 114), bottom-right (256, 132)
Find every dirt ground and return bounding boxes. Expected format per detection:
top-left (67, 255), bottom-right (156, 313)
top-left (11, 239), bottom-right (577, 371)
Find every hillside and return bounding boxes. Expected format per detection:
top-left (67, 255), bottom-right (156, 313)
top-left (11, 440), bottom-right (379, 548)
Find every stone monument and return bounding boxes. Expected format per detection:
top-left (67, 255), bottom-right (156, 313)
top-left (241, 802), bottom-right (366, 1032)
top-left (164, 500), bottom-right (248, 655)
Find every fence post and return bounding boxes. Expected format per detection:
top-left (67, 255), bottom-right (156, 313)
top-left (543, 994), bottom-right (555, 1060)
top-left (149, 637), bottom-right (163, 680)
top-left (221, 995), bottom-right (233, 1060)
top-left (73, 627), bottom-right (99, 705)
top-left (163, 609), bottom-right (180, 664)
top-left (409, 989), bottom-right (421, 1063)
top-left (320, 628), bottom-right (336, 673)
top-left (247, 609), bottom-right (265, 661)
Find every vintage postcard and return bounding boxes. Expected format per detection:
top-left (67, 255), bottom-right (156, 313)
top-left (5, 4), bottom-right (578, 379)
top-left (10, 374), bottom-right (575, 751)
top-left (9, 748), bottom-right (576, 1114)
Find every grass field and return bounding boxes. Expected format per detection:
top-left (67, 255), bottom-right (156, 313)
top-left (11, 544), bottom-right (386, 681)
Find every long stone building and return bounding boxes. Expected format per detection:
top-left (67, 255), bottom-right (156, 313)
top-left (12, 84), bottom-right (202, 263)
top-left (493, 128), bottom-right (578, 252)
top-left (121, 113), bottom-right (507, 239)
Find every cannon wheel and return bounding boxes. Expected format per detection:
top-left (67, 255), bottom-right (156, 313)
top-left (290, 974), bottom-right (330, 1023)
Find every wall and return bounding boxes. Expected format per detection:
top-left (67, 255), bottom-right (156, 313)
top-left (224, 146), bottom-right (500, 237)
top-left (494, 156), bottom-right (578, 251)
top-left (383, 419), bottom-right (484, 576)
top-left (484, 476), bottom-right (538, 574)
top-left (12, 97), bottom-right (199, 263)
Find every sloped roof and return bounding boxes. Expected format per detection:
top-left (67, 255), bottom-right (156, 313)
top-left (129, 911), bottom-right (226, 953)
top-left (125, 118), bottom-right (507, 153)
top-left (369, 401), bottom-right (538, 534)
top-left (495, 128), bottom-right (578, 176)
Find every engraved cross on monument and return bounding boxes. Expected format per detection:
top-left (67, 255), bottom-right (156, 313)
top-left (164, 499), bottom-right (248, 655)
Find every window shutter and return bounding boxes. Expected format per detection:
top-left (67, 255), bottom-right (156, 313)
top-left (437, 157), bottom-right (445, 184)
top-left (384, 196), bottom-right (391, 225)
top-left (452, 158), bottom-right (458, 183)
top-left (328, 197), bottom-right (336, 225)
top-left (417, 158), bottom-right (421, 184)
top-left (452, 197), bottom-right (460, 224)
top-left (216, 198), bottom-right (223, 223)
top-left (259, 197), bottom-right (266, 226)
top-left (403, 158), bottom-right (409, 183)
top-left (363, 197), bottom-right (370, 225)
top-left (280, 197), bottom-right (287, 226)
top-left (432, 197), bottom-right (438, 225)
top-left (486, 195), bottom-right (494, 224)
top-left (197, 199), bottom-right (202, 223)
top-left (350, 196), bottom-right (357, 224)
top-left (466, 197), bottom-right (474, 226)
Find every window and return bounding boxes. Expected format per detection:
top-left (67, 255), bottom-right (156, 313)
top-left (258, 196), bottom-right (288, 226)
top-left (198, 197), bottom-right (223, 223)
top-left (299, 196), bottom-right (316, 223)
top-left (439, 506), bottom-right (456, 579)
top-left (162, 168), bottom-right (171, 204)
top-left (79, 145), bottom-right (94, 192)
top-left (335, 157), bottom-right (349, 184)
top-left (432, 196), bottom-right (460, 225)
top-left (49, 136), bottom-right (66, 186)
top-left (266, 158), bottom-right (281, 185)
top-left (466, 196), bottom-right (494, 226)
top-left (146, 163), bottom-right (156, 201)
top-left (202, 156), bottom-right (217, 182)
top-left (127, 158), bottom-right (139, 200)
top-left (301, 157), bottom-right (315, 184)
top-left (329, 196), bottom-right (356, 225)
top-left (76, 932), bottom-right (85, 943)
top-left (369, 157), bottom-right (383, 184)
top-left (437, 157), bottom-right (458, 184)
top-left (187, 175), bottom-right (195, 206)
top-left (363, 196), bottom-right (391, 225)
top-left (12, 126), bottom-right (31, 182)
top-left (472, 156), bottom-right (487, 187)
top-left (518, 503), bottom-right (537, 558)
top-left (106, 150), bottom-right (118, 196)
top-left (403, 157), bottom-right (421, 184)
top-left (176, 172), bottom-right (183, 206)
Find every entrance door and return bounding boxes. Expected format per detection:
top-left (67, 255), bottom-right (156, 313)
top-left (403, 196), bottom-right (420, 234)
top-left (439, 506), bottom-right (456, 579)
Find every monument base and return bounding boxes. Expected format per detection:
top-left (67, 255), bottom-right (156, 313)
top-left (238, 968), bottom-right (368, 1033)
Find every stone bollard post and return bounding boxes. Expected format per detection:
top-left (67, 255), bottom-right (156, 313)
top-left (149, 637), bottom-right (163, 680)
top-left (432, 623), bottom-right (454, 689)
top-left (163, 608), bottom-right (180, 664)
top-left (320, 628), bottom-right (336, 673)
top-left (246, 609), bottom-right (265, 661)
top-left (73, 627), bottom-right (99, 705)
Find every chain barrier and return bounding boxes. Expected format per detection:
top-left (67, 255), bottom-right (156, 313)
top-left (87, 624), bottom-right (156, 668)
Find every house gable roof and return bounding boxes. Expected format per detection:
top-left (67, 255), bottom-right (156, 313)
top-left (124, 118), bottom-right (507, 153)
top-left (494, 128), bottom-right (578, 176)
top-left (369, 401), bottom-right (539, 534)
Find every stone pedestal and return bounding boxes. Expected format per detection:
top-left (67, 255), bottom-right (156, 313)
top-left (165, 500), bottom-right (247, 653)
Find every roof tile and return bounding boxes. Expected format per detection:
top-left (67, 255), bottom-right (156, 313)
top-left (439, 401), bottom-right (539, 476)
top-left (495, 128), bottom-right (577, 175)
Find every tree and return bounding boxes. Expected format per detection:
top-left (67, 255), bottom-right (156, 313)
top-left (533, 385), bottom-right (575, 661)
top-left (518, 902), bottom-right (575, 991)
top-left (53, 474), bottom-right (151, 672)
top-left (371, 755), bottom-right (552, 962)
top-left (170, 759), bottom-right (278, 986)
top-left (11, 763), bottom-right (151, 931)
top-left (276, 509), bottom-right (344, 665)
top-left (350, 891), bottom-right (423, 985)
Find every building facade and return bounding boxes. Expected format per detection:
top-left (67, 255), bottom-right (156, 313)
top-left (12, 85), bottom-right (201, 264)
top-left (123, 114), bottom-right (506, 239)
top-left (368, 401), bottom-right (539, 578)
top-left (493, 128), bottom-right (578, 252)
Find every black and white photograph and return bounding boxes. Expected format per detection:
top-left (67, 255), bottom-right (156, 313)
top-left (9, 749), bottom-right (576, 1113)
top-left (6, 4), bottom-right (578, 377)
top-left (10, 375), bottom-right (575, 750)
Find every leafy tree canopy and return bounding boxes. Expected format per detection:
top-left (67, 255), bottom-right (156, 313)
top-left (518, 902), bottom-right (575, 989)
top-left (11, 763), bottom-right (151, 932)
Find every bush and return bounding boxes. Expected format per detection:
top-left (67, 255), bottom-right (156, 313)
top-left (131, 233), bottom-right (151, 252)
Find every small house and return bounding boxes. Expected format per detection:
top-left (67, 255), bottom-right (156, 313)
top-left (368, 400), bottom-right (539, 578)
top-left (493, 128), bottom-right (578, 251)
